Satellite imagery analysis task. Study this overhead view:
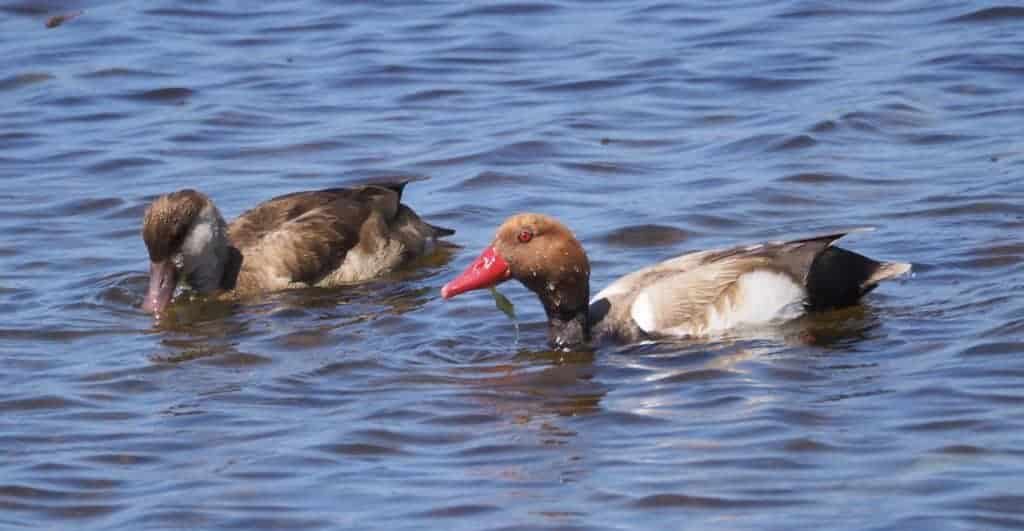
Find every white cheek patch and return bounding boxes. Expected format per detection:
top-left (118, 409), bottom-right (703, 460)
top-left (181, 222), bottom-right (214, 264)
top-left (179, 204), bottom-right (226, 292)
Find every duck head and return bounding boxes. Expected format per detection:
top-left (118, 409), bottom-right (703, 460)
top-left (442, 213), bottom-right (592, 349)
top-left (141, 190), bottom-right (229, 314)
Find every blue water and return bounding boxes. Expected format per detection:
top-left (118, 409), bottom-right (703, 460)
top-left (2, 1), bottom-right (1024, 529)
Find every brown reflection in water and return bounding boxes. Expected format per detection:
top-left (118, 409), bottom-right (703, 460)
top-left (148, 296), bottom-right (248, 364)
top-left (447, 353), bottom-right (601, 494)
top-left (143, 245), bottom-right (456, 363)
top-left (452, 350), bottom-right (604, 419)
top-left (785, 304), bottom-right (882, 347)
top-left (45, 11), bottom-right (83, 29)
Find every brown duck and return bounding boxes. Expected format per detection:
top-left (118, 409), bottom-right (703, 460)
top-left (141, 180), bottom-right (453, 314)
top-left (442, 213), bottom-right (910, 349)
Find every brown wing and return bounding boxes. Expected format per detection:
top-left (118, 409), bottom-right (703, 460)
top-left (233, 200), bottom-right (369, 291)
top-left (226, 180), bottom-right (453, 291)
top-left (228, 185), bottom-right (402, 251)
top-left (228, 186), bottom-right (404, 290)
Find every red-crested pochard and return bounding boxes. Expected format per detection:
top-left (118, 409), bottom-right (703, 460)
top-left (141, 180), bottom-right (453, 314)
top-left (441, 214), bottom-right (910, 349)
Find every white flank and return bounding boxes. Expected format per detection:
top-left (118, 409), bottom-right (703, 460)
top-left (704, 270), bottom-right (804, 333)
top-left (630, 290), bottom-right (658, 333)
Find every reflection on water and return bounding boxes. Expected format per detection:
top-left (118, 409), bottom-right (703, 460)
top-left (2, 0), bottom-right (1023, 529)
top-left (148, 247), bottom-right (456, 363)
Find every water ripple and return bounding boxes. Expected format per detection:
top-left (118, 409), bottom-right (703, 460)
top-left (1, 1), bottom-right (1022, 529)
top-left (946, 6), bottom-right (1024, 23)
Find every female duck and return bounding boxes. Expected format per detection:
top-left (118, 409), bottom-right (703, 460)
top-left (141, 180), bottom-right (453, 314)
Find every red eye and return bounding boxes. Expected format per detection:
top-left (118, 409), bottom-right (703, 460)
top-left (517, 229), bottom-right (533, 243)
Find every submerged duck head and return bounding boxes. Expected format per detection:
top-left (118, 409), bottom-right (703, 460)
top-left (141, 190), bottom-right (229, 314)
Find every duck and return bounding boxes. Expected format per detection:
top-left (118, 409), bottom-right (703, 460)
top-left (441, 213), bottom-right (910, 349)
top-left (141, 179), bottom-right (453, 314)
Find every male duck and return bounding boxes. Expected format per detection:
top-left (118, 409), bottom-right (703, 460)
top-left (441, 213), bottom-right (909, 348)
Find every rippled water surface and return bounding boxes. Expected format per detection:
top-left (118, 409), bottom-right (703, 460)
top-left (3, 1), bottom-right (1024, 529)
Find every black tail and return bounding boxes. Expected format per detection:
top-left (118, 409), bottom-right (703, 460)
top-left (428, 222), bottom-right (455, 237)
top-left (362, 175), bottom-right (431, 200)
top-left (805, 246), bottom-right (909, 310)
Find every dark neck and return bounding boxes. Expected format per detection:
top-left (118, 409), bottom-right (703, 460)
top-left (219, 246), bottom-right (243, 291)
top-left (545, 309), bottom-right (590, 350)
top-left (530, 277), bottom-right (591, 350)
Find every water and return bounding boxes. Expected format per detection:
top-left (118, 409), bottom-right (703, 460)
top-left (2, 1), bottom-right (1023, 529)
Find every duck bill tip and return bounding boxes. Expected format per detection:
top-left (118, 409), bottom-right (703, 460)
top-left (142, 260), bottom-right (177, 314)
top-left (441, 246), bottom-right (510, 300)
